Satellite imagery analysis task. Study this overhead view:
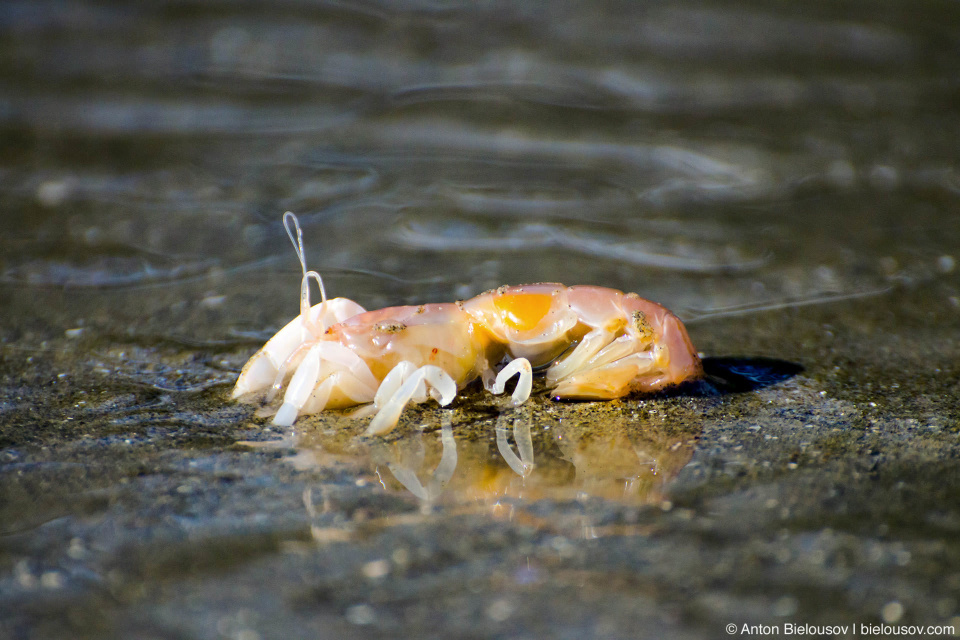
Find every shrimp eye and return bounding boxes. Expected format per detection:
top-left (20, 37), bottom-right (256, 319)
top-left (494, 293), bottom-right (553, 332)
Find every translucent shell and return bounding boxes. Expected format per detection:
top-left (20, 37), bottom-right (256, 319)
top-left (326, 303), bottom-right (498, 386)
top-left (234, 283), bottom-right (703, 432)
top-left (462, 284), bottom-right (580, 365)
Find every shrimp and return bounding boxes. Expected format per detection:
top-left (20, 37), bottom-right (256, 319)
top-left (233, 213), bottom-right (703, 435)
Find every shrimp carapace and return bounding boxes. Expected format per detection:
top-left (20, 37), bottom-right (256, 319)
top-left (233, 214), bottom-right (703, 434)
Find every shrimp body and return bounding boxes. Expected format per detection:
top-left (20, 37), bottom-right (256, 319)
top-left (233, 216), bottom-right (702, 434)
top-left (462, 283), bottom-right (702, 397)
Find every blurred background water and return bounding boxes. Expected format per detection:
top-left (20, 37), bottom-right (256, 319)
top-left (2, 1), bottom-right (960, 639)
top-left (3, 0), bottom-right (957, 342)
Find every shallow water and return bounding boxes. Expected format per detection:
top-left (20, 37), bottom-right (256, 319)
top-left (2, 1), bottom-right (960, 638)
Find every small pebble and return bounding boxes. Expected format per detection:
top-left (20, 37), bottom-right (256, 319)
top-left (773, 595), bottom-right (798, 616)
top-left (37, 180), bottom-right (71, 207)
top-left (345, 604), bottom-right (376, 625)
top-left (40, 571), bottom-right (64, 589)
top-left (361, 559), bottom-right (390, 579)
top-left (881, 601), bottom-right (904, 623)
top-left (486, 598), bottom-right (514, 622)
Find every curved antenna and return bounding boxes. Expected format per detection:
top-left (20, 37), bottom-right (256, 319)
top-left (283, 212), bottom-right (327, 334)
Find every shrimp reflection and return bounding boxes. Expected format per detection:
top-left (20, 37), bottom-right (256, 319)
top-left (293, 402), bottom-right (701, 519)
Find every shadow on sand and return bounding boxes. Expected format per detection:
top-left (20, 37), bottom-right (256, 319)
top-left (700, 356), bottom-right (804, 394)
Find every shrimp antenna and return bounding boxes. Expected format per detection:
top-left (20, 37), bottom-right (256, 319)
top-left (283, 211), bottom-right (327, 334)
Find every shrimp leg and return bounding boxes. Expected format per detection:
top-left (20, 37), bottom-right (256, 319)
top-left (490, 358), bottom-right (533, 407)
top-left (367, 364), bottom-right (458, 435)
top-left (272, 342), bottom-right (379, 426)
top-left (273, 344), bottom-right (325, 427)
top-left (545, 327), bottom-right (618, 386)
top-left (551, 344), bottom-right (660, 400)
